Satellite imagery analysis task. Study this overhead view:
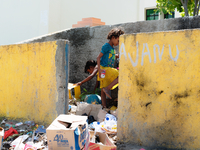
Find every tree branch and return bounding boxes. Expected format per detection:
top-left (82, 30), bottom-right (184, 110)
top-left (197, 0), bottom-right (200, 15)
top-left (181, 0), bottom-right (183, 4)
top-left (181, 0), bottom-right (189, 16)
top-left (193, 0), bottom-right (198, 16)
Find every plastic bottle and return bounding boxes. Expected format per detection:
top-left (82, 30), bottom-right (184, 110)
top-left (15, 122), bottom-right (23, 127)
top-left (91, 122), bottom-right (104, 133)
top-left (24, 121), bottom-right (35, 126)
top-left (104, 117), bottom-right (117, 132)
top-left (105, 114), bottom-right (117, 121)
top-left (111, 121), bottom-right (117, 132)
top-left (94, 122), bottom-right (102, 132)
top-left (104, 117), bottom-right (111, 131)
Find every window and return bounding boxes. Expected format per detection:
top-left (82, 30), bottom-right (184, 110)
top-left (146, 9), bottom-right (159, 20)
top-left (164, 11), bottom-right (175, 19)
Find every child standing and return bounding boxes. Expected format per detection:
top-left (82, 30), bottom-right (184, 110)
top-left (97, 28), bottom-right (124, 108)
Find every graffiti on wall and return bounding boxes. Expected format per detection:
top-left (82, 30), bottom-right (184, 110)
top-left (118, 30), bottom-right (200, 149)
top-left (120, 42), bottom-right (180, 67)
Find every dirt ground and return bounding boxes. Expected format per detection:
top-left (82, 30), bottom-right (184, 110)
top-left (116, 143), bottom-right (181, 150)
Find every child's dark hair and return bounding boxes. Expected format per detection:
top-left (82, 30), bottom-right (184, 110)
top-left (84, 60), bottom-right (97, 73)
top-left (107, 28), bottom-right (124, 40)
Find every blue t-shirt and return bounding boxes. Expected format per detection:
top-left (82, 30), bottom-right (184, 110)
top-left (100, 43), bottom-right (116, 67)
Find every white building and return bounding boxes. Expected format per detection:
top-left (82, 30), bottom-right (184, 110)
top-left (0, 0), bottom-right (181, 46)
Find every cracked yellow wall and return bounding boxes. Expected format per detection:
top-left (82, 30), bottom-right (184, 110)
top-left (0, 42), bottom-right (59, 124)
top-left (118, 29), bottom-right (200, 149)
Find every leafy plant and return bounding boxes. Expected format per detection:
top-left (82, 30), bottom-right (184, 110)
top-left (78, 88), bottom-right (101, 102)
top-left (156, 0), bottom-right (200, 17)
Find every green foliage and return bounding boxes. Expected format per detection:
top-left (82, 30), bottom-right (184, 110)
top-left (78, 88), bottom-right (101, 102)
top-left (156, 0), bottom-right (200, 17)
top-left (156, 0), bottom-right (182, 14)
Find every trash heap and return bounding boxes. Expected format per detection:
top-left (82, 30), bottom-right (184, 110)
top-left (0, 94), bottom-right (118, 150)
top-left (68, 95), bottom-right (118, 150)
top-left (1, 120), bottom-right (47, 150)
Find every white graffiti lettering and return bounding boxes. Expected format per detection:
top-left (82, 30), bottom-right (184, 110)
top-left (141, 43), bottom-right (152, 66)
top-left (128, 41), bottom-right (139, 67)
top-left (169, 45), bottom-right (180, 62)
top-left (120, 42), bottom-right (180, 67)
top-left (153, 44), bottom-right (164, 63)
top-left (120, 42), bottom-right (127, 60)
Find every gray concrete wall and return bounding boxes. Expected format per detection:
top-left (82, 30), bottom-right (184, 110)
top-left (19, 16), bottom-right (200, 92)
top-left (55, 40), bottom-right (69, 115)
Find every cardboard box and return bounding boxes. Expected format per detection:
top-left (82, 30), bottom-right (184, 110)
top-left (76, 102), bottom-right (102, 120)
top-left (97, 109), bottom-right (107, 122)
top-left (0, 127), bottom-right (4, 149)
top-left (89, 104), bottom-right (102, 120)
top-left (76, 102), bottom-right (91, 115)
top-left (47, 114), bottom-right (89, 150)
top-left (88, 131), bottom-right (116, 150)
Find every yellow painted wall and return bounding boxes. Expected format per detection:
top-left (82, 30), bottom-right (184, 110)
top-left (118, 29), bottom-right (200, 149)
top-left (0, 41), bottom-right (63, 124)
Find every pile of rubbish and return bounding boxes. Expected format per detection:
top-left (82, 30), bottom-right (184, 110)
top-left (0, 94), bottom-right (118, 150)
top-left (69, 101), bottom-right (118, 134)
top-left (1, 120), bottom-right (47, 150)
top-left (68, 99), bottom-right (118, 149)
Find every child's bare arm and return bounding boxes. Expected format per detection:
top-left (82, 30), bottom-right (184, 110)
top-left (76, 67), bottom-right (98, 85)
top-left (97, 53), bottom-right (104, 78)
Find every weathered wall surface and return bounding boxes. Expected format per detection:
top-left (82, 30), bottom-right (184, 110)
top-left (12, 16), bottom-right (200, 148)
top-left (118, 29), bottom-right (200, 149)
top-left (19, 16), bottom-right (200, 92)
top-left (0, 40), bottom-right (68, 125)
